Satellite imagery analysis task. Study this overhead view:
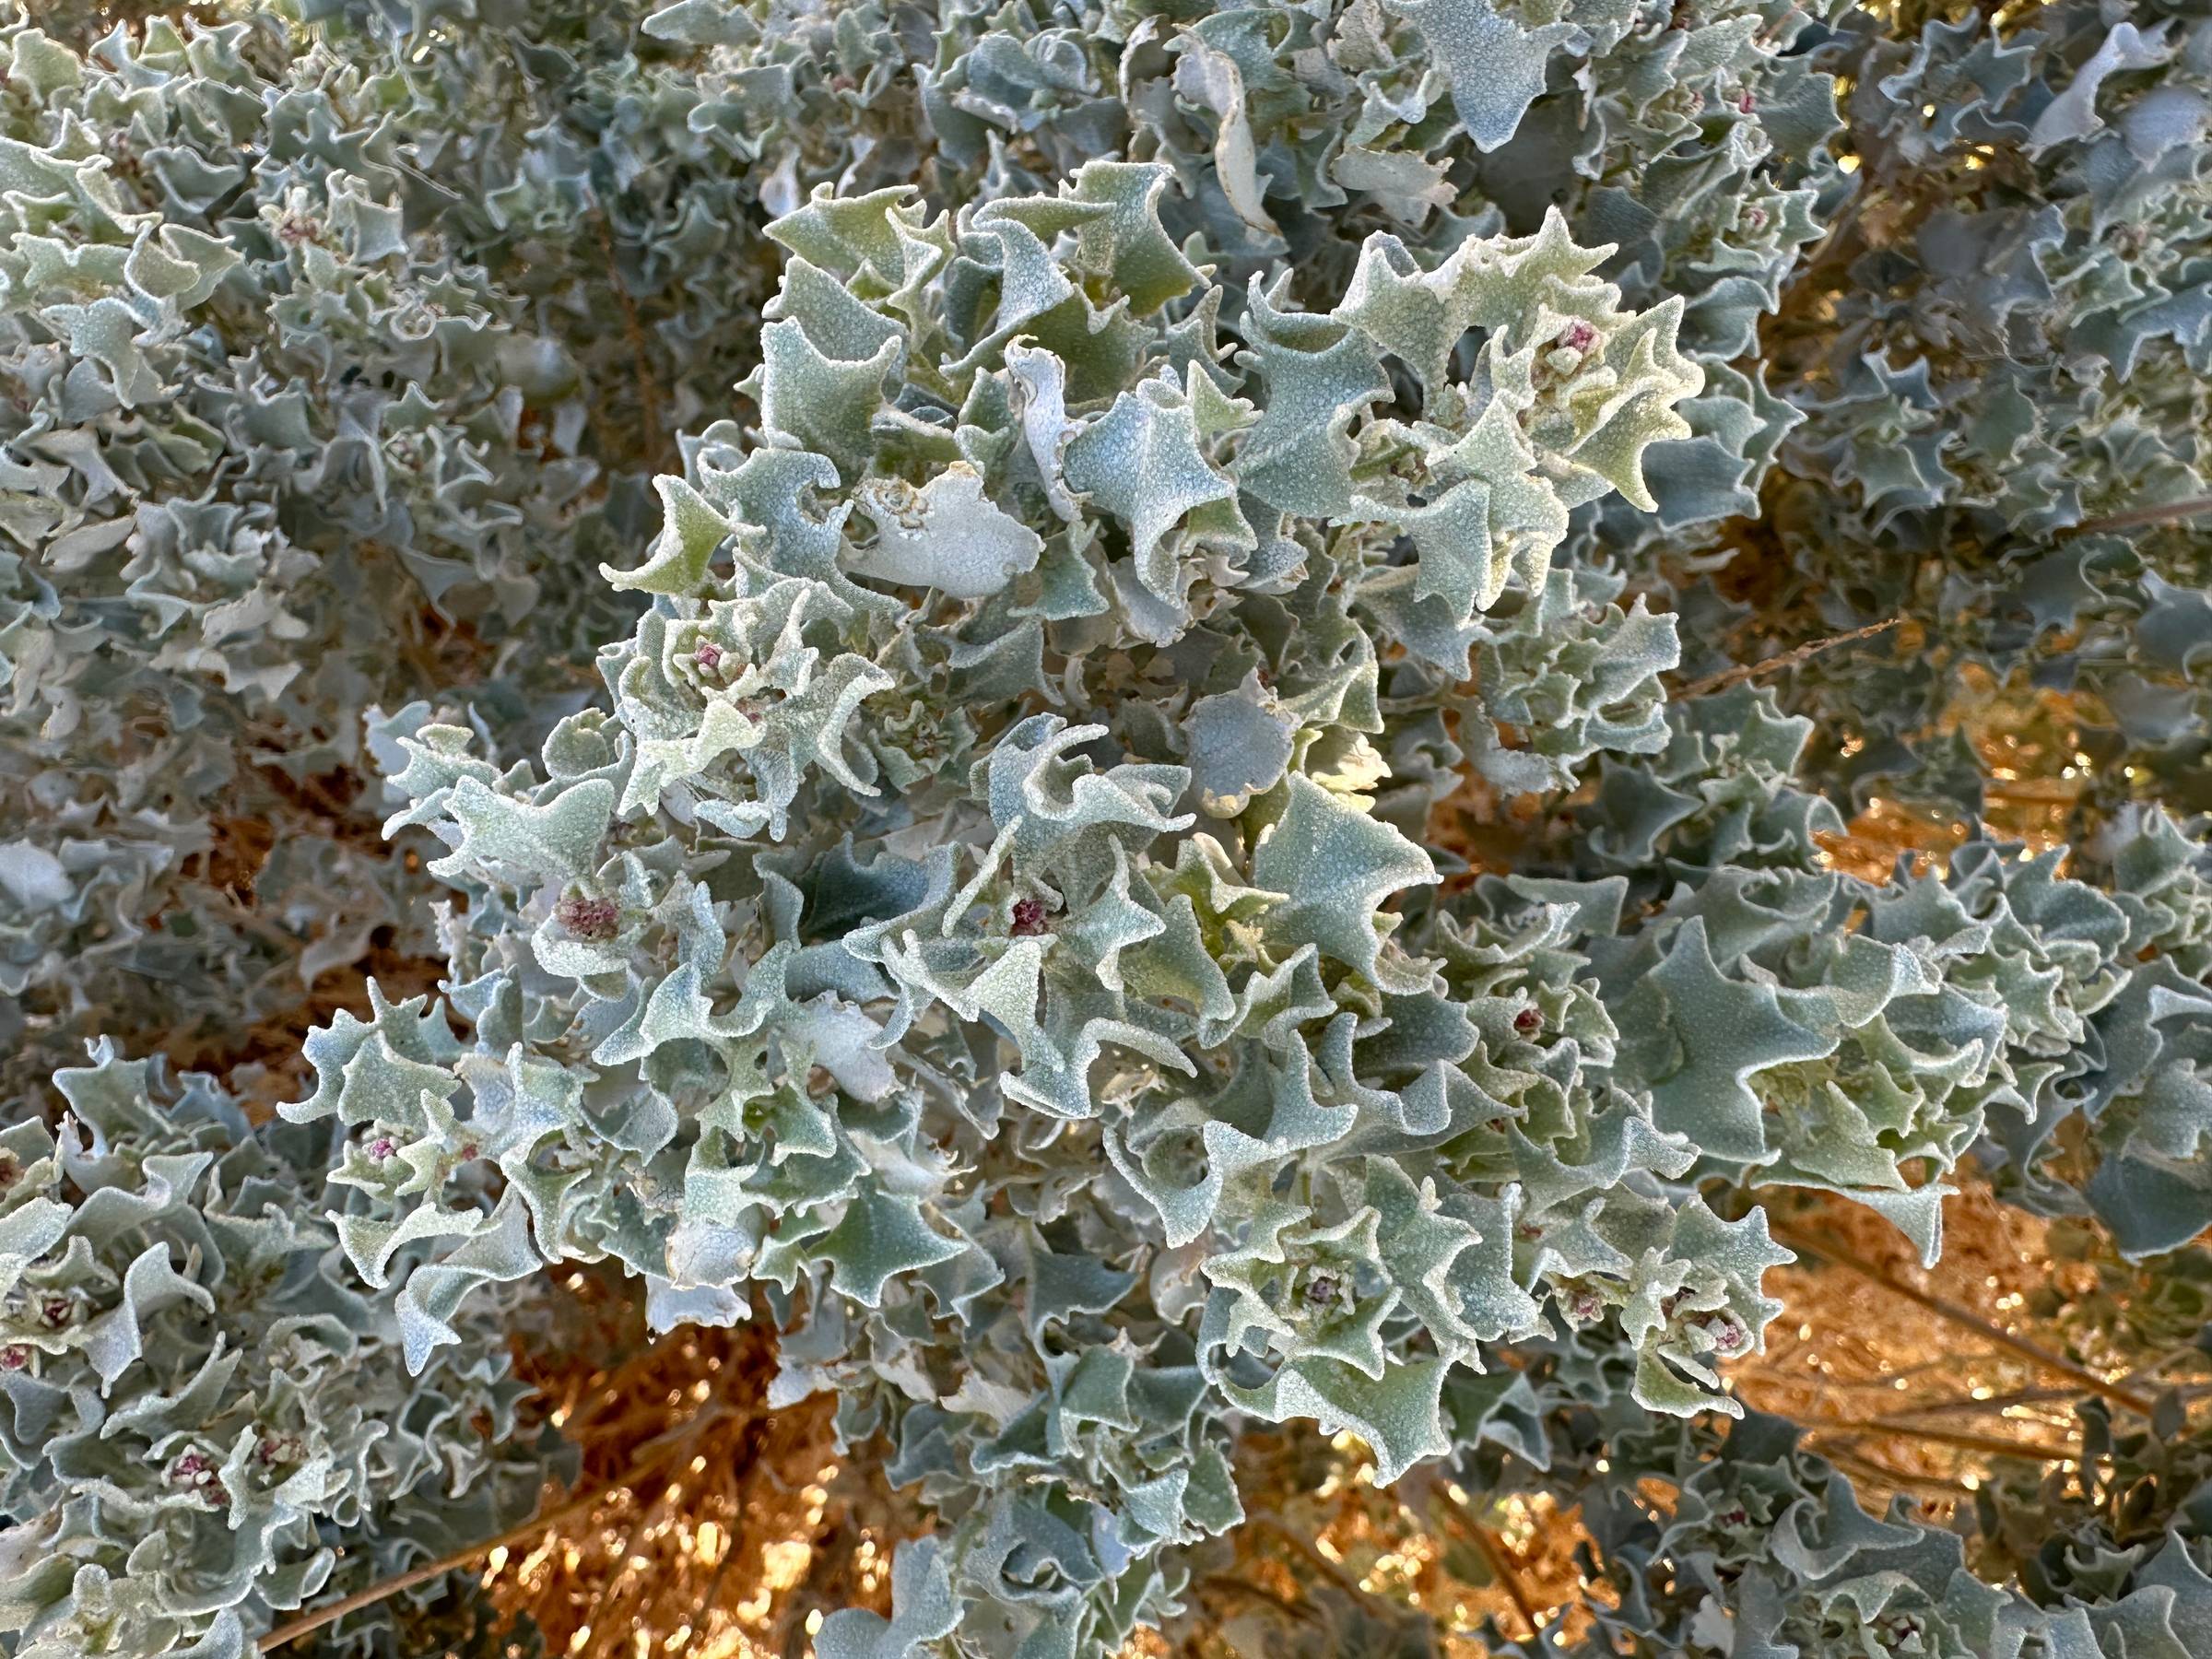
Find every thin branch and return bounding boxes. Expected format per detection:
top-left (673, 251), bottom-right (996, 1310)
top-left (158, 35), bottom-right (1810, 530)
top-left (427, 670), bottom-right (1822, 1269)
top-left (1878, 1380), bottom-right (2212, 1419)
top-left (2121, 1348), bottom-right (2212, 1393)
top-left (1754, 1), bottom-right (1808, 43)
top-left (1247, 1513), bottom-right (1392, 1620)
top-left (1404, 1468), bottom-right (1546, 1641)
top-left (1819, 1443), bottom-right (1980, 1503)
top-left (1874, 1384), bottom-right (2104, 1419)
top-left (1464, 1513), bottom-right (1545, 1641)
top-left (1766, 1219), bottom-right (2156, 1416)
top-left (684, 1501), bottom-right (741, 1644)
top-left (1674, 618), bottom-right (1901, 701)
top-left (258, 1484), bottom-right (604, 1653)
top-left (2062, 497), bottom-right (2212, 538)
top-left (1201, 1573), bottom-right (1316, 1624)
top-left (590, 209), bottom-right (673, 474)
top-left (1794, 1418), bottom-right (2091, 1465)
top-left (583, 1484), bottom-right (662, 1659)
top-left (257, 1403), bottom-right (735, 1653)
top-left (1981, 781), bottom-right (2084, 806)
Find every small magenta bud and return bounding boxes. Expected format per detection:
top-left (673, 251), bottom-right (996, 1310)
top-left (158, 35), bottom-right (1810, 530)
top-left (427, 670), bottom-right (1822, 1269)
top-left (556, 894), bottom-right (620, 941)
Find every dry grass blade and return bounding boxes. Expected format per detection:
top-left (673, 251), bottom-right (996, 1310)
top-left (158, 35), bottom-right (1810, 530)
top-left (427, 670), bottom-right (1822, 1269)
top-left (1673, 618), bottom-right (1902, 700)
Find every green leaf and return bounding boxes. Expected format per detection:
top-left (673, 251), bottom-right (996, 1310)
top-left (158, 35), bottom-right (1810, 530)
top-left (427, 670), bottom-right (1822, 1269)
top-left (850, 465), bottom-right (1043, 597)
top-left (1253, 775), bottom-right (1438, 982)
top-left (603, 477), bottom-right (731, 595)
top-left (1383, 0), bottom-right (1581, 151)
top-left (1620, 918), bottom-right (1833, 1164)
top-left (437, 778), bottom-right (617, 886)
top-left (1064, 373), bottom-right (1238, 607)
top-left (1233, 276), bottom-right (1390, 516)
top-left (814, 1191), bottom-right (968, 1308)
top-left (1069, 160), bottom-right (1204, 315)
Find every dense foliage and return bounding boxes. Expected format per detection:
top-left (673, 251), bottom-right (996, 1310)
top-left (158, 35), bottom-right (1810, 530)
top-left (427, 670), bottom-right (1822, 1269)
top-left (5, 0), bottom-right (2212, 1655)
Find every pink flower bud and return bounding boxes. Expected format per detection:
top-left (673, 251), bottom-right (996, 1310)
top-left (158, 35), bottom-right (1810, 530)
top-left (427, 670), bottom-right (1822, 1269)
top-left (556, 895), bottom-right (621, 941)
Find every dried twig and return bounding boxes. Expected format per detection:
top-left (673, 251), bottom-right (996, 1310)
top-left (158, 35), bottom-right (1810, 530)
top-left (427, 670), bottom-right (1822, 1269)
top-left (590, 210), bottom-right (674, 473)
top-left (2062, 497), bottom-right (2212, 537)
top-left (1674, 618), bottom-right (1902, 701)
top-left (1819, 1443), bottom-right (1980, 1503)
top-left (1404, 1469), bottom-right (1546, 1641)
top-left (1872, 1384), bottom-right (2101, 1419)
top-left (1767, 1219), bottom-right (2156, 1416)
top-left (1464, 1512), bottom-right (1546, 1641)
top-left (583, 1485), bottom-right (664, 1659)
top-left (257, 1402), bottom-right (736, 1652)
top-left (685, 1512), bottom-right (741, 1645)
top-left (260, 1486), bottom-right (603, 1653)
top-left (1875, 1380), bottom-right (2212, 1419)
top-left (1248, 1513), bottom-right (1391, 1618)
top-left (1201, 1573), bottom-right (1315, 1624)
top-left (1794, 1418), bottom-right (2090, 1465)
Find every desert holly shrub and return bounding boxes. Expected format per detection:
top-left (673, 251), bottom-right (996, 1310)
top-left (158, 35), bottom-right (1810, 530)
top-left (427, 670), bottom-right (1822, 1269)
top-left (0, 1045), bottom-right (566, 1658)
top-left (5, 0), bottom-right (2212, 1655)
